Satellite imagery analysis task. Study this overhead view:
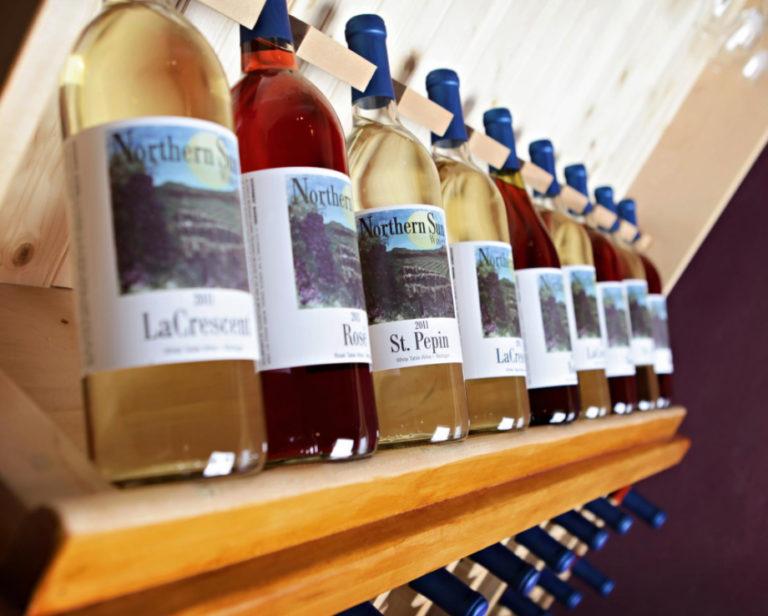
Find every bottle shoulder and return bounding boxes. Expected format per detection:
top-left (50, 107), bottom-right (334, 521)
top-left (546, 210), bottom-right (595, 267)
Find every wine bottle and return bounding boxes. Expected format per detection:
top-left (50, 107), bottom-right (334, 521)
top-left (346, 15), bottom-right (469, 445)
top-left (408, 569), bottom-right (489, 616)
top-left (583, 497), bottom-right (634, 534)
top-left (336, 603), bottom-right (382, 616)
top-left (60, 0), bottom-right (266, 483)
top-left (499, 588), bottom-right (551, 616)
top-left (564, 164), bottom-right (638, 415)
top-left (515, 527), bottom-right (576, 573)
top-left (571, 558), bottom-right (615, 596)
top-left (483, 109), bottom-right (580, 425)
top-left (528, 140), bottom-right (611, 420)
top-left (233, 0), bottom-right (378, 463)
top-left (470, 543), bottom-right (541, 595)
top-left (552, 510), bottom-right (610, 550)
top-left (616, 199), bottom-right (674, 408)
top-left (594, 187), bottom-right (660, 410)
top-left (620, 488), bottom-right (668, 528)
top-left (537, 568), bottom-right (583, 610)
top-left (427, 70), bottom-right (530, 433)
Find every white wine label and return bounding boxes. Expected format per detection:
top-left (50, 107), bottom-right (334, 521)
top-left (241, 167), bottom-right (371, 370)
top-left (596, 281), bottom-right (635, 377)
top-left (64, 116), bottom-right (259, 374)
top-left (450, 241), bottom-right (526, 380)
top-left (625, 279), bottom-right (655, 366)
top-left (516, 267), bottom-right (577, 389)
top-left (648, 293), bottom-right (674, 375)
top-left (356, 205), bottom-right (462, 372)
top-left (562, 265), bottom-right (607, 371)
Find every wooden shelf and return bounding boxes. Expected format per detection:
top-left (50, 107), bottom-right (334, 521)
top-left (2, 407), bottom-right (688, 615)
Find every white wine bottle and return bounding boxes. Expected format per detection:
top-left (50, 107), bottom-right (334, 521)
top-left (345, 15), bottom-right (469, 445)
top-left (427, 69), bottom-right (530, 433)
top-left (60, 1), bottom-right (267, 483)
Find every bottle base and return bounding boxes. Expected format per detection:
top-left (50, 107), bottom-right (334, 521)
top-left (111, 454), bottom-right (265, 487)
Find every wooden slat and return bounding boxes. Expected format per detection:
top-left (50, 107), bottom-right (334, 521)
top-left (61, 435), bottom-right (690, 616)
top-left (15, 407), bottom-right (685, 614)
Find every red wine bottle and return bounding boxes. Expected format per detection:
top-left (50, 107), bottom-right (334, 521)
top-left (483, 108), bottom-right (580, 425)
top-left (617, 200), bottom-right (674, 408)
top-left (233, 0), bottom-right (378, 463)
top-left (564, 164), bottom-right (638, 415)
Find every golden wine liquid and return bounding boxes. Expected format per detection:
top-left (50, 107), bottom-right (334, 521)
top-left (434, 145), bottom-right (530, 432)
top-left (612, 239), bottom-right (661, 409)
top-left (537, 200), bottom-right (611, 419)
top-left (347, 101), bottom-right (469, 445)
top-left (60, 1), bottom-right (266, 483)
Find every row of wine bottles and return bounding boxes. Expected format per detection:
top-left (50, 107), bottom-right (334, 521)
top-left (338, 489), bottom-right (667, 616)
top-left (61, 0), bottom-right (675, 484)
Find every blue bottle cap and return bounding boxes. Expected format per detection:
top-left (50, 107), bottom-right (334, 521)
top-left (240, 0), bottom-right (293, 45)
top-left (552, 511), bottom-right (610, 551)
top-left (515, 527), bottom-right (576, 574)
top-left (345, 14), bottom-right (395, 103)
top-left (584, 498), bottom-right (634, 535)
top-left (470, 544), bottom-right (541, 595)
top-left (538, 568), bottom-right (583, 610)
top-left (336, 602), bottom-right (383, 616)
top-left (409, 569), bottom-right (488, 616)
top-left (571, 558), bottom-right (615, 597)
top-left (528, 139), bottom-right (561, 197)
top-left (622, 489), bottom-right (668, 529)
top-left (481, 108), bottom-right (522, 171)
top-left (594, 185), bottom-right (622, 233)
top-left (425, 69), bottom-right (468, 144)
top-left (499, 589), bottom-right (550, 616)
top-left (617, 198), bottom-right (638, 225)
top-left (563, 163), bottom-right (595, 215)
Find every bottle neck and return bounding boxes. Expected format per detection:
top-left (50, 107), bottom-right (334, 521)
top-left (352, 97), bottom-right (401, 127)
top-left (241, 38), bottom-right (297, 73)
top-left (491, 167), bottom-right (527, 190)
top-left (432, 140), bottom-right (472, 164)
top-left (532, 193), bottom-right (556, 212)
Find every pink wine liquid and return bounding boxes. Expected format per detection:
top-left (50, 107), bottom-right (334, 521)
top-left (586, 227), bottom-right (639, 414)
top-left (233, 41), bottom-right (378, 462)
top-left (493, 176), bottom-right (580, 425)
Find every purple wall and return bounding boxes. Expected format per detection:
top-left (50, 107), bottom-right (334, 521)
top-left (583, 146), bottom-right (768, 615)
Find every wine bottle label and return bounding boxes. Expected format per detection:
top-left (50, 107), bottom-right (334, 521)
top-left (241, 167), bottom-right (371, 370)
top-left (516, 267), bottom-right (578, 389)
top-left (625, 279), bottom-right (655, 366)
top-left (562, 265), bottom-right (607, 371)
top-left (450, 241), bottom-right (526, 380)
top-left (648, 293), bottom-right (674, 374)
top-left (64, 117), bottom-right (259, 374)
top-left (596, 281), bottom-right (635, 377)
top-left (356, 205), bottom-right (462, 372)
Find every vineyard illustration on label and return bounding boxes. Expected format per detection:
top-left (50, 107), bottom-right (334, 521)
top-left (538, 272), bottom-right (572, 352)
top-left (107, 124), bottom-right (248, 295)
top-left (286, 174), bottom-right (365, 310)
top-left (601, 286), bottom-right (631, 348)
top-left (648, 298), bottom-right (671, 350)
top-left (475, 245), bottom-right (521, 338)
top-left (627, 283), bottom-right (653, 338)
top-left (568, 269), bottom-right (600, 340)
top-left (357, 207), bottom-right (455, 325)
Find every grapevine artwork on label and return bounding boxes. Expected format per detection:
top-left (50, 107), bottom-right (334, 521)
top-left (475, 245), bottom-right (520, 338)
top-left (357, 207), bottom-right (455, 324)
top-left (601, 286), bottom-right (631, 348)
top-left (568, 269), bottom-right (600, 339)
top-left (649, 298), bottom-right (670, 350)
top-left (286, 174), bottom-right (365, 310)
top-left (538, 272), bottom-right (572, 352)
top-left (627, 282), bottom-right (653, 338)
top-left (107, 124), bottom-right (248, 295)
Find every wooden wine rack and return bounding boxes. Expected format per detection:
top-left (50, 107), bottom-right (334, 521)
top-left (0, 279), bottom-right (688, 616)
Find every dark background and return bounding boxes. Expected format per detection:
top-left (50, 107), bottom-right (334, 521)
top-left (585, 146), bottom-right (768, 615)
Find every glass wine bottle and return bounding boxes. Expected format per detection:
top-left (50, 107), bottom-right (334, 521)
top-left (59, 0), bottom-right (267, 483)
top-left (426, 69), bottom-right (530, 433)
top-left (564, 164), bottom-right (638, 415)
top-left (233, 0), bottom-right (378, 463)
top-left (345, 15), bottom-right (469, 445)
top-left (528, 140), bottom-right (611, 420)
top-left (483, 108), bottom-right (580, 425)
top-left (616, 199), bottom-right (674, 408)
top-left (594, 187), bottom-right (659, 410)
